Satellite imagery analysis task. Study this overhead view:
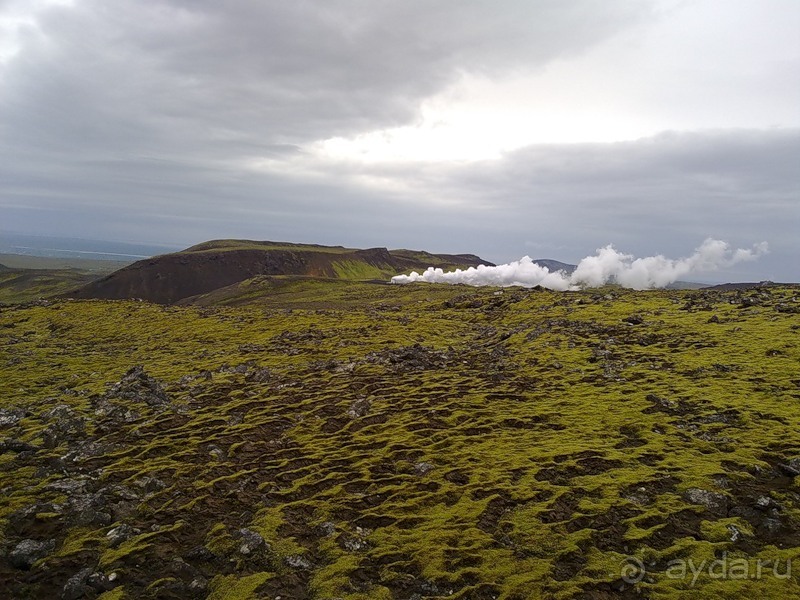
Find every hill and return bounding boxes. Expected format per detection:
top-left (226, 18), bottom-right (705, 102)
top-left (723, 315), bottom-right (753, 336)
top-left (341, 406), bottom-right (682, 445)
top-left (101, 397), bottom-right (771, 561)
top-left (532, 258), bottom-right (576, 273)
top-left (703, 281), bottom-right (789, 291)
top-left (1, 284), bottom-right (798, 598)
top-left (0, 254), bottom-right (136, 304)
top-left (65, 240), bottom-right (495, 304)
top-left (0, 266), bottom-right (104, 304)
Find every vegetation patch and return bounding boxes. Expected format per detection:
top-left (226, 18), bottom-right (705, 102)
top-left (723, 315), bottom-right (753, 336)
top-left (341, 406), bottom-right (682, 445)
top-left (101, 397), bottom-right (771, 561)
top-left (1, 283), bottom-right (799, 598)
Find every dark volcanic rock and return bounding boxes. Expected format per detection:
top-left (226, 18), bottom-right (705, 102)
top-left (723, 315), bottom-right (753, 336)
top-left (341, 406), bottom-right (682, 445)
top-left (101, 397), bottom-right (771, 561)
top-left (62, 568), bottom-right (113, 599)
top-left (366, 344), bottom-right (453, 372)
top-left (40, 405), bottom-right (85, 449)
top-left (0, 438), bottom-right (39, 454)
top-left (66, 491), bottom-right (113, 527)
top-left (235, 528), bottom-right (268, 555)
top-left (93, 366), bottom-right (170, 425)
top-left (9, 538), bottom-right (55, 570)
top-left (778, 458), bottom-right (800, 477)
top-left (684, 488), bottom-right (729, 516)
top-left (348, 398), bottom-right (371, 419)
top-left (106, 524), bottom-right (138, 548)
top-left (0, 407), bottom-right (28, 428)
top-left (107, 366), bottom-right (169, 406)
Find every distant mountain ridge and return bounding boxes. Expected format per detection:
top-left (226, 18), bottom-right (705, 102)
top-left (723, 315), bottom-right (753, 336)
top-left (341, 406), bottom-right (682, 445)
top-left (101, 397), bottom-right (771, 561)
top-left (532, 259), bottom-right (576, 274)
top-left (66, 239), bottom-right (495, 304)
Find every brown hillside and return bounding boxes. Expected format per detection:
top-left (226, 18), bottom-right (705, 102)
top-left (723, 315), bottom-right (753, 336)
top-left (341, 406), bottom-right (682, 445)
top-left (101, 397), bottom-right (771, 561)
top-left (65, 240), bottom-right (493, 304)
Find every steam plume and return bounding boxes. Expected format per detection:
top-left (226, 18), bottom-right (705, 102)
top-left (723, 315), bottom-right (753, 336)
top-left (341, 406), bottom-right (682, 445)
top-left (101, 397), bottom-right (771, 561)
top-left (391, 239), bottom-right (768, 290)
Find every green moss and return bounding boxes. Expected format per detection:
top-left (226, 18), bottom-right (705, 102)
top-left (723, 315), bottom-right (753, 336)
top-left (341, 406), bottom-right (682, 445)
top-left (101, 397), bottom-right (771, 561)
top-left (56, 527), bottom-right (106, 557)
top-left (331, 260), bottom-right (392, 280)
top-left (251, 506), bottom-right (305, 557)
top-left (100, 522), bottom-right (185, 567)
top-left (97, 588), bottom-right (126, 600)
top-left (207, 572), bottom-right (274, 600)
top-left (1, 285), bottom-right (799, 597)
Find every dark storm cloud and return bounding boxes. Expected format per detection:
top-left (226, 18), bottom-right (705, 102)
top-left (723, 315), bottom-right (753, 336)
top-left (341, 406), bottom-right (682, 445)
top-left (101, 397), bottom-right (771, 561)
top-left (0, 0), bottom-right (651, 155)
top-left (0, 0), bottom-right (652, 234)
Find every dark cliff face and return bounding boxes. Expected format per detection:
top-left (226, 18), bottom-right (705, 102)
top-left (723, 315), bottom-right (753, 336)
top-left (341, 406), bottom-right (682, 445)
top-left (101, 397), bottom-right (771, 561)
top-left (66, 250), bottom-right (307, 304)
top-left (65, 242), bottom-right (493, 304)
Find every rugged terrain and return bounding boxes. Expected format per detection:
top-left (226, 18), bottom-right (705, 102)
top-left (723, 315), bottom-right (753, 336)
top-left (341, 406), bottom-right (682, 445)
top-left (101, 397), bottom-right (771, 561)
top-left (1, 279), bottom-right (799, 599)
top-left (63, 240), bottom-right (494, 305)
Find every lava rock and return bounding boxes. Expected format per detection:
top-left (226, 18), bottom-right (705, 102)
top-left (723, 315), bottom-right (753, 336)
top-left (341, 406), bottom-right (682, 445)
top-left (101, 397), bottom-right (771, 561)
top-left (0, 439), bottom-right (39, 455)
top-left (235, 528), bottom-right (267, 555)
top-left (414, 462), bottom-right (435, 476)
top-left (184, 545), bottom-right (216, 562)
top-left (67, 491), bottom-right (113, 527)
top-left (684, 488), bottom-right (729, 516)
top-left (133, 476), bottom-right (166, 495)
top-left (104, 366), bottom-right (170, 408)
top-left (106, 524), bottom-right (138, 548)
top-left (40, 405), bottom-right (85, 449)
top-left (62, 568), bottom-right (113, 600)
top-left (0, 407), bottom-right (27, 428)
top-left (245, 367), bottom-right (271, 383)
top-left (9, 539), bottom-right (56, 570)
top-left (778, 458), bottom-right (800, 477)
top-left (188, 577), bottom-right (209, 593)
top-left (348, 398), bottom-right (371, 419)
top-left (285, 554), bottom-right (313, 569)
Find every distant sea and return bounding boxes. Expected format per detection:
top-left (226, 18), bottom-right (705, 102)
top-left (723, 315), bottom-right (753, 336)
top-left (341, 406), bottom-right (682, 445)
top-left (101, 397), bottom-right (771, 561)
top-left (0, 232), bottom-right (180, 262)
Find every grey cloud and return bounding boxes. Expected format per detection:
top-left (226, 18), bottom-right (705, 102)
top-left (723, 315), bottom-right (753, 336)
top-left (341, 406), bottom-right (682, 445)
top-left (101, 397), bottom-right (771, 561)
top-left (0, 0), bottom-right (656, 237)
top-left (1, 0), bottom-right (652, 154)
top-left (0, 1), bottom-right (797, 283)
top-left (296, 129), bottom-right (799, 280)
top-left (2, 125), bottom-right (798, 282)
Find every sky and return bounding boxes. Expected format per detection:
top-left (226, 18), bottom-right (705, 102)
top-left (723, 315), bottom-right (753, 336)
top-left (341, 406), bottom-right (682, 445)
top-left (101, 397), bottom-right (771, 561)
top-left (0, 0), bottom-right (798, 281)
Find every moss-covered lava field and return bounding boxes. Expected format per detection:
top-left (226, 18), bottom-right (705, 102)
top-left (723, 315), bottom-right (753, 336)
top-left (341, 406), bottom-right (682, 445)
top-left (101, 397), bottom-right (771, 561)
top-left (1, 281), bottom-right (799, 599)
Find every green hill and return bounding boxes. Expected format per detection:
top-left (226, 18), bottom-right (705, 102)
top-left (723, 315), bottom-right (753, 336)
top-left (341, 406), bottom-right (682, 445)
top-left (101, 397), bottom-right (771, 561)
top-left (0, 266), bottom-right (102, 304)
top-left (64, 239), bottom-right (494, 304)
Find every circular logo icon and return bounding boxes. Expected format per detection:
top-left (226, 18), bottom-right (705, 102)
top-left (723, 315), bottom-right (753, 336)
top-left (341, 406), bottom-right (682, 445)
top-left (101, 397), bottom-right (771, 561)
top-left (620, 557), bottom-right (646, 584)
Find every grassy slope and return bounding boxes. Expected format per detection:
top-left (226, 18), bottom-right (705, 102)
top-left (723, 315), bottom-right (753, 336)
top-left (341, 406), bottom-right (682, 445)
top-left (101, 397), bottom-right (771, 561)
top-left (0, 284), bottom-right (799, 599)
top-left (0, 268), bottom-right (102, 304)
top-left (0, 254), bottom-right (129, 303)
top-left (179, 241), bottom-right (491, 282)
top-left (179, 277), bottom-right (398, 308)
top-left (181, 240), bottom-right (358, 255)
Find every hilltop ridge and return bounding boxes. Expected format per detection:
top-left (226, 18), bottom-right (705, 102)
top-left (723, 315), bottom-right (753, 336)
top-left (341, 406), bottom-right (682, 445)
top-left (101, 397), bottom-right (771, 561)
top-left (65, 239), bottom-right (495, 304)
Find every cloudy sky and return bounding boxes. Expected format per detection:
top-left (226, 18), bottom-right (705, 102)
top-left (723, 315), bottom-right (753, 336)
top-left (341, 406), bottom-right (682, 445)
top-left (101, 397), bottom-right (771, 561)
top-left (1, 0), bottom-right (798, 280)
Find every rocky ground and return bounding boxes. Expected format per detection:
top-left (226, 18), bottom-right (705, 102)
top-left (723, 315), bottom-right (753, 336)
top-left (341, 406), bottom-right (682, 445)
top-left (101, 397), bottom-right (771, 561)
top-left (0, 283), bottom-right (799, 598)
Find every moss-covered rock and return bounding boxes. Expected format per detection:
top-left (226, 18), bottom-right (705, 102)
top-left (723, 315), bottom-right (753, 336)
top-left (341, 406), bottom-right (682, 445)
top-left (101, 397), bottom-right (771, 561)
top-left (1, 284), bottom-right (799, 598)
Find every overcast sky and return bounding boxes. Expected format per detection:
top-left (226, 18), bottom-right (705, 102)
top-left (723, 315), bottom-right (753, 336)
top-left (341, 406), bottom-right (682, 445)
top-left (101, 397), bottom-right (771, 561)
top-left (1, 0), bottom-right (798, 280)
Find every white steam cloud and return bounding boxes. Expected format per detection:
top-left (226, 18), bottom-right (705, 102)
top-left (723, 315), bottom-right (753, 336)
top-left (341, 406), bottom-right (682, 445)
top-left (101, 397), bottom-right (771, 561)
top-left (391, 239), bottom-right (769, 290)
